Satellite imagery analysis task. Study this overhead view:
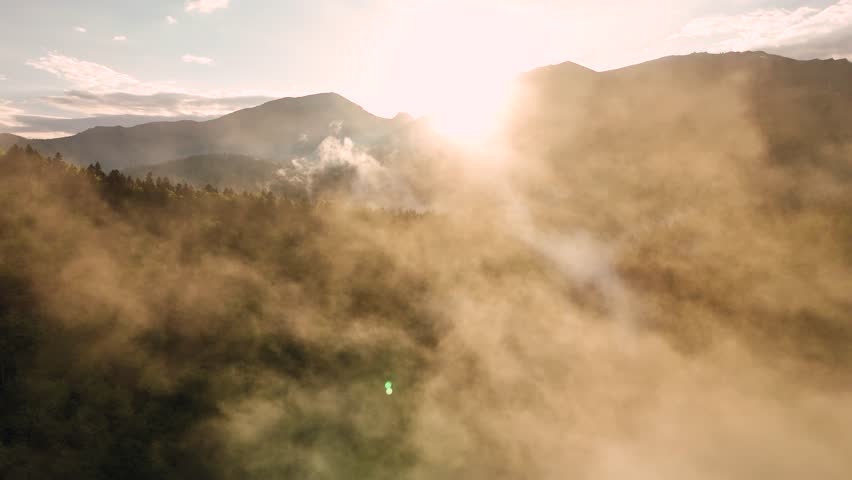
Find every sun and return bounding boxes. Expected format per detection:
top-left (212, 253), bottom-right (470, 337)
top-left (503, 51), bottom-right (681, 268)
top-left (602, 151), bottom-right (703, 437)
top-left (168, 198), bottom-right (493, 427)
top-left (361, 0), bottom-right (551, 146)
top-left (425, 77), bottom-right (515, 144)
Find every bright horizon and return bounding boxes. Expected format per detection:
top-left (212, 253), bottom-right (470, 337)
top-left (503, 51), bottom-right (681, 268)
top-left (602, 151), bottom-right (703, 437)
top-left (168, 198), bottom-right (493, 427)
top-left (1, 0), bottom-right (851, 138)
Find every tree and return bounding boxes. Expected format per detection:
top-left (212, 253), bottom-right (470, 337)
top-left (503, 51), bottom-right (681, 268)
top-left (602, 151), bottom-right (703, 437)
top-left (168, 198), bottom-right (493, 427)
top-left (87, 162), bottom-right (105, 180)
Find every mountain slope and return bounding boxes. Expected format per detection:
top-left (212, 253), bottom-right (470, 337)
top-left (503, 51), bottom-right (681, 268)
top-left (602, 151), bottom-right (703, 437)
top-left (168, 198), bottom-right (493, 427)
top-left (124, 52), bottom-right (849, 205)
top-left (514, 51), bottom-right (852, 165)
top-left (15, 93), bottom-right (408, 170)
top-left (506, 51), bottom-right (852, 357)
top-left (6, 52), bottom-right (850, 191)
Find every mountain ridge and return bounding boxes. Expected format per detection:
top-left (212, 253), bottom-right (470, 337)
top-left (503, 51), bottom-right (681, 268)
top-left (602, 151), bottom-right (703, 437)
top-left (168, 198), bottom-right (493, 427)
top-left (5, 52), bottom-right (852, 174)
top-left (7, 93), bottom-right (405, 170)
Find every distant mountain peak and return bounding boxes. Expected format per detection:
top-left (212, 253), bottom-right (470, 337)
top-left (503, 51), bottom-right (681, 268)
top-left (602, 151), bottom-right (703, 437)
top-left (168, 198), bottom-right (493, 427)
top-left (520, 61), bottom-right (599, 87)
top-left (392, 112), bottom-right (414, 123)
top-left (8, 91), bottom-right (401, 169)
top-left (255, 92), bottom-right (362, 109)
top-left (7, 52), bottom-right (850, 171)
top-left (543, 60), bottom-right (597, 72)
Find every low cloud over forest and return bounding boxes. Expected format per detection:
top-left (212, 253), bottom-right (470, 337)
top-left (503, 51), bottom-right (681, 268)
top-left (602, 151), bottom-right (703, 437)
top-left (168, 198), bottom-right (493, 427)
top-left (1, 51), bottom-right (851, 479)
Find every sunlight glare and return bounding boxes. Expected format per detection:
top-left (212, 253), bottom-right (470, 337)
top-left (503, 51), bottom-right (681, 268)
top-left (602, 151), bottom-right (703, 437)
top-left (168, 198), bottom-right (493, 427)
top-left (369, 0), bottom-right (559, 145)
top-left (426, 76), bottom-right (515, 144)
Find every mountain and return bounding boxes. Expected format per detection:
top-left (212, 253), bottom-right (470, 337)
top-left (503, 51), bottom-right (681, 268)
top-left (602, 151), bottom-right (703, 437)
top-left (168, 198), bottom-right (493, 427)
top-left (5, 52), bottom-right (850, 194)
top-left (507, 51), bottom-right (852, 353)
top-left (514, 51), bottom-right (852, 166)
top-left (511, 51), bottom-right (852, 208)
top-left (126, 52), bottom-right (851, 201)
top-left (10, 93), bottom-right (410, 170)
top-left (124, 154), bottom-right (283, 192)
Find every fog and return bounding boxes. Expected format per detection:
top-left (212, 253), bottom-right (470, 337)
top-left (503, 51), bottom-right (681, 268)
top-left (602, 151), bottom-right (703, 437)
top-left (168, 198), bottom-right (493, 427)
top-left (1, 52), bottom-right (850, 478)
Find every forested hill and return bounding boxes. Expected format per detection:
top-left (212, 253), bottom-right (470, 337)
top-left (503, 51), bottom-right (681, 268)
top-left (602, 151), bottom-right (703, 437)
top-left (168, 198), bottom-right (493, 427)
top-left (3, 139), bottom-right (851, 478)
top-left (0, 145), bottom-right (430, 478)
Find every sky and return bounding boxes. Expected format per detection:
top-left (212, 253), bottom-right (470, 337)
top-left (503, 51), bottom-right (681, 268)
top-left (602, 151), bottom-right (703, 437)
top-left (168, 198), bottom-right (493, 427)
top-left (0, 0), bottom-right (850, 138)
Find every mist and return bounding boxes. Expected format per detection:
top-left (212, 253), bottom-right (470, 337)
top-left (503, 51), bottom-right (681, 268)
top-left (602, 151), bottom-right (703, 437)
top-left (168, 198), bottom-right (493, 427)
top-left (1, 51), bottom-right (851, 479)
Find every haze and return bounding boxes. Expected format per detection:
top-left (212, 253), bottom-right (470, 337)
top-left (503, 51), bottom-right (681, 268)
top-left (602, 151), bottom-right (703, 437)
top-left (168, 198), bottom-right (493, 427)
top-left (1, 1), bottom-right (851, 479)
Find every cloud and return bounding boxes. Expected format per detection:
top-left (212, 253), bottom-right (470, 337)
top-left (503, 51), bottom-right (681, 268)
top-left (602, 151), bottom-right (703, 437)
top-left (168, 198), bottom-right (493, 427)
top-left (185, 0), bottom-right (229, 13)
top-left (2, 130), bottom-right (74, 139)
top-left (276, 126), bottom-right (423, 208)
top-left (19, 52), bottom-right (281, 128)
top-left (182, 54), bottom-right (213, 65)
top-left (74, 26), bottom-right (87, 33)
top-left (166, 15), bottom-right (178, 24)
top-left (113, 35), bottom-right (127, 41)
top-left (0, 100), bottom-right (25, 128)
top-left (2, 92), bottom-right (275, 137)
top-left (0, 102), bottom-right (74, 139)
top-left (38, 90), bottom-right (274, 118)
top-left (5, 114), bottom-right (212, 137)
top-left (672, 0), bottom-right (852, 59)
top-left (26, 52), bottom-right (140, 91)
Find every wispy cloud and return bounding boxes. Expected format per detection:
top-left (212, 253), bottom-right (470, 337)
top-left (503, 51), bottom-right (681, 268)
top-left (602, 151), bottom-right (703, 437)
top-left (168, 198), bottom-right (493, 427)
top-left (182, 54), bottom-right (214, 65)
top-left (39, 90), bottom-right (274, 118)
top-left (26, 52), bottom-right (139, 91)
top-left (21, 52), bottom-right (279, 124)
top-left (185, 0), bottom-right (229, 13)
top-left (0, 100), bottom-right (25, 128)
top-left (74, 26), bottom-right (87, 33)
top-left (672, 0), bottom-right (852, 59)
top-left (113, 35), bottom-right (127, 41)
top-left (1, 130), bottom-right (75, 140)
top-left (5, 114), bottom-right (210, 135)
top-left (0, 102), bottom-right (73, 139)
top-left (166, 15), bottom-right (178, 24)
top-left (0, 103), bottom-right (74, 139)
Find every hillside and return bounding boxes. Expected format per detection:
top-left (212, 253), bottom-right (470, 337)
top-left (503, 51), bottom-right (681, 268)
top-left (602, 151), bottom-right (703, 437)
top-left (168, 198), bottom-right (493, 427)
top-left (153, 53), bottom-right (851, 209)
top-left (514, 51), bottom-right (852, 164)
top-left (505, 51), bottom-right (852, 356)
top-left (510, 51), bottom-right (852, 226)
top-left (11, 93), bottom-right (410, 170)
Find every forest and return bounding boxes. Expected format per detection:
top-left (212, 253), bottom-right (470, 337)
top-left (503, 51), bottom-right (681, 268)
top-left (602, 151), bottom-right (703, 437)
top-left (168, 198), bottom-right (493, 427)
top-left (3, 0), bottom-right (852, 473)
top-left (0, 145), bottom-right (433, 478)
top-left (1, 139), bottom-right (850, 478)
